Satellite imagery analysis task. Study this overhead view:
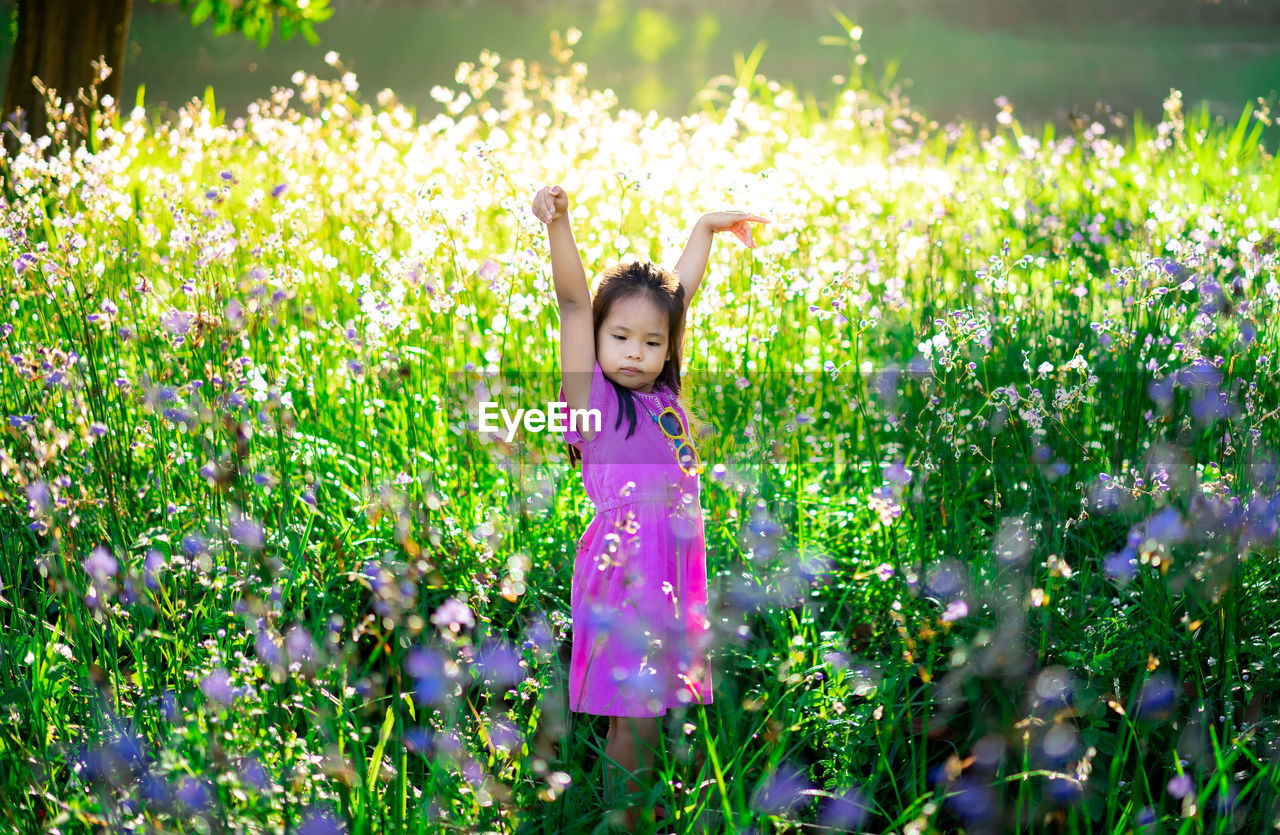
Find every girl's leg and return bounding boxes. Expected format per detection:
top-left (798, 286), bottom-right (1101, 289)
top-left (604, 714), bottom-right (663, 832)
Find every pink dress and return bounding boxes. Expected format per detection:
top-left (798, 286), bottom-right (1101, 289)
top-left (558, 361), bottom-right (714, 717)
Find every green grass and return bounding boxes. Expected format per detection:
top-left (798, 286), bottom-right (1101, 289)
top-left (1, 31), bottom-right (1280, 834)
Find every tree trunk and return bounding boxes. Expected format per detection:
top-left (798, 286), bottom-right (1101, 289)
top-left (2, 0), bottom-right (133, 156)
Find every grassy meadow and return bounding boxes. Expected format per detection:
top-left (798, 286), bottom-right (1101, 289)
top-left (2, 28), bottom-right (1280, 835)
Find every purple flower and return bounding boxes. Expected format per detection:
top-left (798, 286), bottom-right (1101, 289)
top-left (175, 776), bottom-right (213, 810)
top-left (461, 758), bottom-right (486, 786)
top-left (160, 309), bottom-right (194, 337)
top-left (139, 773), bottom-right (170, 804)
top-left (1242, 494), bottom-right (1279, 547)
top-left (752, 762), bottom-right (814, 816)
top-left (229, 513), bottom-right (264, 551)
top-left (941, 599), bottom-right (969, 622)
top-left (1142, 507), bottom-right (1187, 545)
top-left (200, 668), bottom-right (236, 706)
top-left (1167, 773), bottom-right (1193, 798)
top-left (143, 549), bottom-right (166, 590)
top-left (270, 183), bottom-right (288, 199)
top-left (255, 629), bottom-right (284, 667)
top-left (14, 252), bottom-right (37, 275)
top-left (488, 721), bottom-right (522, 752)
top-left (285, 626), bottom-right (319, 665)
top-left (883, 458), bottom-right (912, 484)
top-left (25, 480), bottom-right (50, 514)
top-left (474, 640), bottom-right (522, 690)
top-left (1100, 545), bottom-right (1141, 583)
top-left (1176, 361), bottom-right (1221, 390)
top-left (431, 598), bottom-right (474, 632)
top-left (818, 786), bottom-right (871, 829)
top-left (1147, 376), bottom-right (1175, 408)
top-left (160, 689), bottom-right (179, 723)
top-left (948, 777), bottom-right (997, 823)
top-left (1045, 775), bottom-right (1082, 804)
top-left (83, 545), bottom-right (118, 579)
top-left (181, 533), bottom-right (209, 558)
top-left (240, 756), bottom-right (270, 791)
top-left (298, 806), bottom-right (347, 835)
top-left (1135, 672), bottom-right (1177, 720)
top-left (403, 727), bottom-right (433, 755)
top-left (924, 559), bottom-right (965, 601)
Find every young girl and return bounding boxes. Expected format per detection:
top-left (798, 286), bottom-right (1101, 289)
top-left (531, 183), bottom-right (765, 832)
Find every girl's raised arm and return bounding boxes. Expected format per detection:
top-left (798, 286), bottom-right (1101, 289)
top-left (532, 185), bottom-right (596, 423)
top-left (673, 211), bottom-right (768, 316)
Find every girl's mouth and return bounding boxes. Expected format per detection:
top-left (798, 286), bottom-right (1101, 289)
top-left (620, 367), bottom-right (640, 375)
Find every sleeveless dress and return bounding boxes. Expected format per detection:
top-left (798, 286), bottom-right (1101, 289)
top-left (558, 361), bottom-right (714, 717)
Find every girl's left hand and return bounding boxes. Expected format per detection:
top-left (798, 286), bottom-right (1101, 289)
top-left (700, 211), bottom-right (769, 248)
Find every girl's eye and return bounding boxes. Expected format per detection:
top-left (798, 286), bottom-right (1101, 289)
top-left (613, 335), bottom-right (624, 340)
top-left (648, 342), bottom-right (659, 347)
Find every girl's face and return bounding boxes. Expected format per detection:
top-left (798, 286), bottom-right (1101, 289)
top-left (597, 292), bottom-right (671, 393)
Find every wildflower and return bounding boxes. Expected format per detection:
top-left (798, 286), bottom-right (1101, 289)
top-left (473, 639), bottom-right (522, 689)
top-left (298, 806), bottom-right (347, 835)
top-left (228, 509), bottom-right (265, 551)
top-left (285, 625), bottom-right (320, 666)
top-left (883, 458), bottom-right (912, 484)
top-left (1141, 507), bottom-right (1186, 545)
top-left (1167, 773), bottom-right (1193, 798)
top-left (752, 762), bottom-right (814, 816)
top-left (240, 756), bottom-right (270, 792)
top-left (818, 786), bottom-right (870, 829)
top-left (867, 485), bottom-right (902, 527)
top-left (200, 669), bottom-right (236, 706)
top-left (83, 545), bottom-right (118, 579)
top-left (25, 480), bottom-right (50, 515)
top-left (431, 597), bottom-right (475, 633)
top-left (948, 777), bottom-right (997, 824)
top-left (255, 628), bottom-right (284, 667)
top-left (1135, 672), bottom-right (1177, 720)
top-left (174, 776), bottom-right (214, 811)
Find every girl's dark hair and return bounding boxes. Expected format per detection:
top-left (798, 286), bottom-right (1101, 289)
top-left (567, 260), bottom-right (700, 468)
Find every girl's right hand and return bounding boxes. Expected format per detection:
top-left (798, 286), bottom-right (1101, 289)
top-left (532, 185), bottom-right (570, 224)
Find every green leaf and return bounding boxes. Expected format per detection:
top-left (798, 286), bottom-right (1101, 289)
top-left (1225, 100), bottom-right (1255, 166)
top-left (734, 39), bottom-right (767, 93)
top-left (189, 0), bottom-right (213, 26)
top-left (366, 704), bottom-right (396, 789)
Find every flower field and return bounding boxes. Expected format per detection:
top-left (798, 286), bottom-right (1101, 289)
top-left (2, 32), bottom-right (1280, 834)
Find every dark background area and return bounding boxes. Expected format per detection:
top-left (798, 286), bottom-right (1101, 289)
top-left (2, 0), bottom-right (1278, 140)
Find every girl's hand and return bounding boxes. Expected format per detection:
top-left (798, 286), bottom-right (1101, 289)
top-left (532, 185), bottom-right (570, 224)
top-left (699, 211), bottom-right (769, 248)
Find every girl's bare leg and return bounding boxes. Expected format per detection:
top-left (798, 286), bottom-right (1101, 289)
top-left (604, 714), bottom-right (663, 832)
